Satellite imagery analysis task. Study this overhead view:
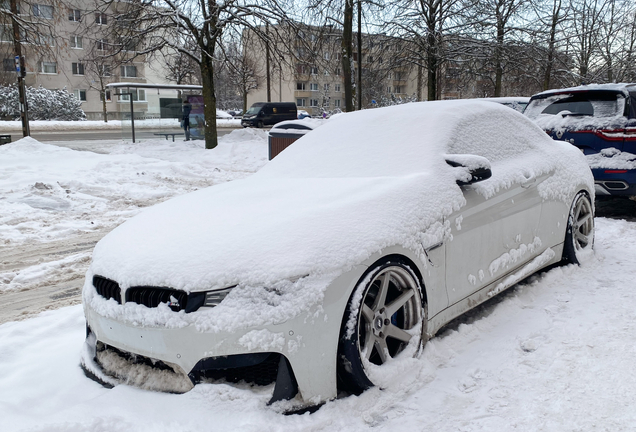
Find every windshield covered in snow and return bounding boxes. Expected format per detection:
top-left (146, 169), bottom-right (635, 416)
top-left (525, 92), bottom-right (625, 120)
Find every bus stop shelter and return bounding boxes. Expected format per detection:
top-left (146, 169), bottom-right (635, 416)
top-left (105, 82), bottom-right (204, 142)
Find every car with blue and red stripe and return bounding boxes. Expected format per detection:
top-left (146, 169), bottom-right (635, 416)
top-left (525, 83), bottom-right (636, 197)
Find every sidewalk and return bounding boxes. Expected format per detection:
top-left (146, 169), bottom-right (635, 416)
top-left (0, 118), bottom-right (242, 132)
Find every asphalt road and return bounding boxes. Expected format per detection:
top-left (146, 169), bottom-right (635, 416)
top-left (28, 127), bottom-right (238, 142)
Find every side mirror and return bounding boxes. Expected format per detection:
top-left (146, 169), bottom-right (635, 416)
top-left (445, 154), bottom-right (492, 186)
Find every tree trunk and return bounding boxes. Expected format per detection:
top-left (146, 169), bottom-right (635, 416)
top-left (342, 0), bottom-right (354, 112)
top-left (494, 24), bottom-right (504, 97)
top-left (417, 62), bottom-right (423, 101)
top-left (201, 54), bottom-right (218, 150)
top-left (426, 33), bottom-right (438, 101)
top-left (265, 29), bottom-right (271, 102)
top-left (357, 0), bottom-right (362, 110)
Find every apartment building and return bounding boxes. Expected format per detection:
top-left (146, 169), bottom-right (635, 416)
top-left (1, 0), bottom-right (170, 119)
top-left (244, 25), bottom-right (420, 115)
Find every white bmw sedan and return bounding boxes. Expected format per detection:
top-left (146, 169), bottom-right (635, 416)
top-left (81, 100), bottom-right (594, 407)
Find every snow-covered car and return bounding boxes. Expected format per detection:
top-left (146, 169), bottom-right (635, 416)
top-left (297, 109), bottom-right (311, 119)
top-left (216, 110), bottom-right (233, 119)
top-left (81, 100), bottom-right (594, 408)
top-left (525, 83), bottom-right (636, 197)
top-left (477, 97), bottom-right (530, 113)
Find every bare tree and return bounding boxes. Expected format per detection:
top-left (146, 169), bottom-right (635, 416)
top-left (89, 0), bottom-right (291, 149)
top-left (388, 0), bottom-right (466, 100)
top-left (467, 0), bottom-right (528, 96)
top-left (225, 43), bottom-right (262, 112)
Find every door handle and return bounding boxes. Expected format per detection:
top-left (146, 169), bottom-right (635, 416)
top-left (521, 176), bottom-right (536, 188)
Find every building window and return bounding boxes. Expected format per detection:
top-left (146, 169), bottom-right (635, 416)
top-left (95, 12), bottom-right (107, 25)
top-left (119, 89), bottom-right (146, 102)
top-left (0, 24), bottom-right (12, 42)
top-left (39, 61), bottom-right (57, 74)
top-left (120, 64), bottom-right (137, 77)
top-left (296, 82), bottom-right (306, 91)
top-left (96, 39), bottom-right (108, 51)
top-left (72, 62), bottom-right (84, 75)
top-left (70, 35), bottom-right (82, 48)
top-left (310, 99), bottom-right (318, 107)
top-left (324, 70), bottom-right (330, 76)
top-left (100, 90), bottom-right (111, 102)
top-left (296, 98), bottom-right (306, 107)
top-left (324, 52), bottom-right (330, 60)
top-left (73, 89), bottom-right (87, 101)
top-left (335, 68), bottom-right (341, 76)
top-left (334, 99), bottom-right (341, 108)
top-left (335, 84), bottom-right (341, 92)
top-left (310, 66), bottom-right (318, 75)
top-left (367, 56), bottom-right (373, 63)
top-left (3, 58), bottom-right (14, 72)
top-left (35, 33), bottom-right (55, 46)
top-left (310, 83), bottom-right (318, 91)
top-left (1, 0), bottom-right (19, 12)
top-left (387, 86), bottom-right (392, 93)
top-left (395, 86), bottom-right (402, 94)
top-left (32, 4), bottom-right (53, 19)
top-left (68, 9), bottom-right (81, 21)
top-left (98, 64), bottom-right (111, 77)
top-left (323, 83), bottom-right (330, 92)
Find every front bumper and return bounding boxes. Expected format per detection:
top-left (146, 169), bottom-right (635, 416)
top-left (81, 267), bottom-right (364, 405)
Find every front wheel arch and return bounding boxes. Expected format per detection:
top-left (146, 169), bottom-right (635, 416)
top-left (336, 256), bottom-right (427, 394)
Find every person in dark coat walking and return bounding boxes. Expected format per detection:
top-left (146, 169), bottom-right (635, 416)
top-left (182, 99), bottom-right (192, 141)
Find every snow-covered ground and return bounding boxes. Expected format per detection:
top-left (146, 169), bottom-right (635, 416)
top-left (1, 131), bottom-right (636, 430)
top-left (0, 118), bottom-right (241, 132)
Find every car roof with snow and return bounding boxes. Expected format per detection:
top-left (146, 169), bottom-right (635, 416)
top-left (257, 100), bottom-right (551, 179)
top-left (532, 83), bottom-right (636, 99)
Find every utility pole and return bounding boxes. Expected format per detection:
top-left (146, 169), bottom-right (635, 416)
top-left (357, 0), bottom-right (362, 110)
top-left (265, 23), bottom-right (271, 102)
top-left (10, 0), bottom-right (30, 137)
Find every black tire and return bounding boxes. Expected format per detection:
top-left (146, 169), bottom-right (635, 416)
top-left (257, 120), bottom-right (264, 128)
top-left (337, 260), bottom-right (425, 394)
top-left (562, 191), bottom-right (594, 265)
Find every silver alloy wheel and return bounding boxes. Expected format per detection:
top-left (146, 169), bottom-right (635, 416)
top-left (356, 265), bottom-right (422, 366)
top-left (571, 194), bottom-right (594, 252)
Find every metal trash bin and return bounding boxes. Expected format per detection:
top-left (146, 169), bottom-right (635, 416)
top-left (267, 120), bottom-right (321, 160)
top-left (0, 135), bottom-right (11, 145)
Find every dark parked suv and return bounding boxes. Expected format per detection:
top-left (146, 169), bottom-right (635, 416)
top-left (241, 102), bottom-right (297, 128)
top-left (525, 83), bottom-right (636, 197)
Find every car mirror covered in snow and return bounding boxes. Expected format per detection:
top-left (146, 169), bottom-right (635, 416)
top-left (445, 154), bottom-right (492, 185)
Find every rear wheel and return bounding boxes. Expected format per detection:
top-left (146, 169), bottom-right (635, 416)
top-left (337, 261), bottom-right (425, 394)
top-left (563, 192), bottom-right (594, 265)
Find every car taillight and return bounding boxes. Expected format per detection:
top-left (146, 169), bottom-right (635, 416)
top-left (604, 170), bottom-right (628, 174)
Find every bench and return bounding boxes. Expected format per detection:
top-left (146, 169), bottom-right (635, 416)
top-left (154, 133), bottom-right (184, 142)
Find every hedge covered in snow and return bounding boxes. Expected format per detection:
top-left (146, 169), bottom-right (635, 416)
top-left (0, 85), bottom-right (86, 121)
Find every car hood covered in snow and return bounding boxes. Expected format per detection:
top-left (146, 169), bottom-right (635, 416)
top-left (90, 173), bottom-right (460, 292)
